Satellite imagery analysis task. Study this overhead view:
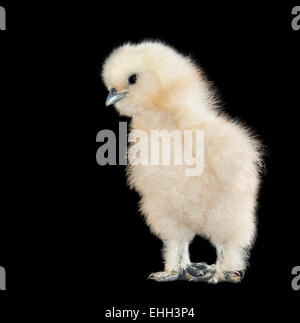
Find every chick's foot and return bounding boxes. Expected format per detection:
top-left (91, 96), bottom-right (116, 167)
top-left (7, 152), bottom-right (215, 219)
top-left (179, 263), bottom-right (216, 282)
top-left (190, 262), bottom-right (216, 275)
top-left (148, 263), bottom-right (217, 282)
top-left (207, 270), bottom-right (244, 284)
top-left (148, 271), bottom-right (180, 282)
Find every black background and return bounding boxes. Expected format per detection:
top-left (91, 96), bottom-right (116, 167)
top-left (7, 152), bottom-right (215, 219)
top-left (0, 0), bottom-right (299, 317)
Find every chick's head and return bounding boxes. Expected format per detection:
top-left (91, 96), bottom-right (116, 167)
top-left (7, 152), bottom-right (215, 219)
top-left (102, 41), bottom-right (203, 117)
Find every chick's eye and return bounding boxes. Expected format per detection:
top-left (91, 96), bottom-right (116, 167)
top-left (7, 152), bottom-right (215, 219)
top-left (128, 74), bottom-right (137, 85)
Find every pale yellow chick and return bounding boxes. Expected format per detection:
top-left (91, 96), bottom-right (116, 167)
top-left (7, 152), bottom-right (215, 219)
top-left (102, 41), bottom-right (262, 283)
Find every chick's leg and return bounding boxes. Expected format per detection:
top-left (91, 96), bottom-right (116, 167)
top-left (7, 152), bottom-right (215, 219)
top-left (188, 262), bottom-right (217, 277)
top-left (148, 239), bottom-right (191, 282)
top-left (148, 239), bottom-right (217, 282)
top-left (207, 244), bottom-right (246, 284)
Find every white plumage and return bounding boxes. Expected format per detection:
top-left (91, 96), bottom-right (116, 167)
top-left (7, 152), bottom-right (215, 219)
top-left (102, 41), bottom-right (263, 283)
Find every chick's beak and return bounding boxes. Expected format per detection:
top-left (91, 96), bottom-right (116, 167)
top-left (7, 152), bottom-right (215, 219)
top-left (105, 89), bottom-right (128, 107)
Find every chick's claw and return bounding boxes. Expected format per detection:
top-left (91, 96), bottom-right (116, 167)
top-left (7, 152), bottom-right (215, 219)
top-left (223, 271), bottom-right (244, 283)
top-left (180, 265), bottom-right (215, 282)
top-left (191, 263), bottom-right (216, 275)
top-left (186, 265), bottom-right (205, 277)
top-left (207, 270), bottom-right (244, 284)
top-left (148, 271), bottom-right (180, 282)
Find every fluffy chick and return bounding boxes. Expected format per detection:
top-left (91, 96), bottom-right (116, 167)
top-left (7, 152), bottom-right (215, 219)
top-left (102, 41), bottom-right (262, 283)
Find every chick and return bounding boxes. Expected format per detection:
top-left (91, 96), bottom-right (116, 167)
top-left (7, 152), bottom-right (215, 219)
top-left (102, 41), bottom-right (262, 283)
